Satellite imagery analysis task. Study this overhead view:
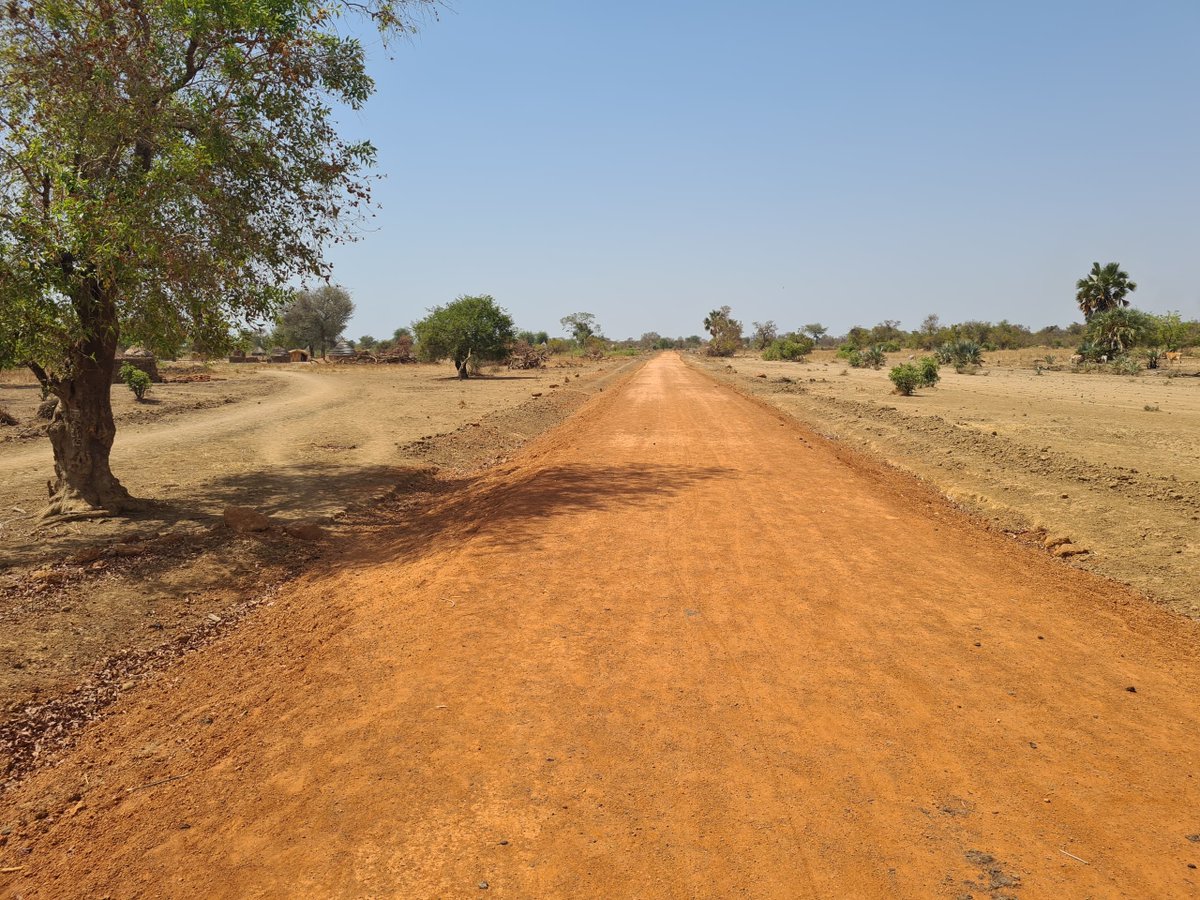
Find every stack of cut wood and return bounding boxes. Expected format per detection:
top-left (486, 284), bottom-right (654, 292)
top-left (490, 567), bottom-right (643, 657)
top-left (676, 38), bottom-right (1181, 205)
top-left (508, 342), bottom-right (550, 370)
top-left (340, 344), bottom-right (416, 364)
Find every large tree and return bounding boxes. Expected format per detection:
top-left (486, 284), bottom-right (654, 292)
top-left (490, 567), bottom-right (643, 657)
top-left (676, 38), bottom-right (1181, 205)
top-left (280, 286), bottom-right (355, 358)
top-left (0, 0), bottom-right (432, 518)
top-left (1076, 262), bottom-right (1137, 321)
top-left (414, 295), bottom-right (515, 379)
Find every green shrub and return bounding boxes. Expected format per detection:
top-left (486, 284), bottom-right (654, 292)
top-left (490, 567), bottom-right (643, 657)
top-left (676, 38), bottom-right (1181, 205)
top-left (936, 340), bottom-right (983, 371)
top-left (917, 356), bottom-right (940, 387)
top-left (762, 335), bottom-right (814, 361)
top-left (119, 363), bottom-right (152, 401)
top-left (1075, 340), bottom-right (1104, 363)
top-left (1110, 355), bottom-right (1141, 376)
top-left (889, 363), bottom-right (923, 395)
top-left (857, 345), bottom-right (886, 369)
top-left (951, 340), bottom-right (982, 369)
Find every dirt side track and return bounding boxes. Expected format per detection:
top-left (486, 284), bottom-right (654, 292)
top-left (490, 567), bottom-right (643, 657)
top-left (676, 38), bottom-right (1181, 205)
top-left (3, 353), bottom-right (1199, 898)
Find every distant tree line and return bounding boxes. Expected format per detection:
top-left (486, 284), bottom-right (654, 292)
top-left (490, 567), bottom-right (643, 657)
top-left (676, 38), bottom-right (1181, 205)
top-left (228, 262), bottom-right (1197, 374)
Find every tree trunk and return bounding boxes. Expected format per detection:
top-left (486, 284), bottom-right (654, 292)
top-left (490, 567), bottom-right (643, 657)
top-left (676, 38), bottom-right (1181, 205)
top-left (37, 280), bottom-right (135, 519)
top-left (455, 350), bottom-right (471, 379)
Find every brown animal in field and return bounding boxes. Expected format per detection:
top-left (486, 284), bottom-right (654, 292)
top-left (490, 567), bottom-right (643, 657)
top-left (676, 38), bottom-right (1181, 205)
top-left (1070, 354), bottom-right (1083, 364)
top-left (1164, 351), bottom-right (1182, 364)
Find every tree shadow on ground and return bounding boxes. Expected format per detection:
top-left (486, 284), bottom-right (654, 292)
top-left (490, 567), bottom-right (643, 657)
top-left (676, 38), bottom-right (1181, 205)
top-left (0, 463), bottom-right (419, 568)
top-left (350, 462), bottom-right (734, 568)
top-left (431, 374), bottom-right (543, 382)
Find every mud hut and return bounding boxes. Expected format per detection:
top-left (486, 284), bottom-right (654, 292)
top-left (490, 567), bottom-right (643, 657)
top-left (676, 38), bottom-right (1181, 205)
top-left (250, 346), bottom-right (268, 360)
top-left (268, 346), bottom-right (290, 363)
top-left (112, 346), bottom-right (162, 383)
top-left (288, 348), bottom-right (310, 362)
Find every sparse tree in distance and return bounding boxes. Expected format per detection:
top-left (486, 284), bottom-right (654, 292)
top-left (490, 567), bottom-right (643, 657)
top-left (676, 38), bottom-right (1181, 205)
top-left (0, 0), bottom-right (432, 517)
top-left (516, 330), bottom-right (550, 346)
top-left (803, 323), bottom-right (828, 345)
top-left (919, 314), bottom-right (941, 349)
top-left (703, 306), bottom-right (743, 357)
top-left (560, 312), bottom-right (599, 344)
top-left (281, 286), bottom-right (355, 358)
top-left (414, 295), bottom-right (516, 379)
top-left (751, 321), bottom-right (778, 351)
top-left (1157, 311), bottom-right (1186, 351)
top-left (1076, 262), bottom-right (1137, 321)
top-left (358, 335), bottom-right (378, 350)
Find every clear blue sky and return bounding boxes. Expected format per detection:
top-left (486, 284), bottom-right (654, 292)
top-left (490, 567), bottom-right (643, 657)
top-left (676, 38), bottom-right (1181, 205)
top-left (328, 0), bottom-right (1200, 341)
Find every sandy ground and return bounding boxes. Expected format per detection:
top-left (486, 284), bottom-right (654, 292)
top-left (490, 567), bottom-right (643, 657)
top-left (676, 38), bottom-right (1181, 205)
top-left (0, 360), bottom-right (598, 557)
top-left (0, 358), bottom-right (629, 770)
top-left (696, 350), bottom-right (1200, 617)
top-left (2, 353), bottom-right (1198, 898)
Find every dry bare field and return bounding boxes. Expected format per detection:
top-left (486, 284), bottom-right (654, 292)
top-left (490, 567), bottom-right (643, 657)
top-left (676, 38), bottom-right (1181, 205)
top-left (1, 359), bottom-right (603, 553)
top-left (695, 348), bottom-right (1200, 616)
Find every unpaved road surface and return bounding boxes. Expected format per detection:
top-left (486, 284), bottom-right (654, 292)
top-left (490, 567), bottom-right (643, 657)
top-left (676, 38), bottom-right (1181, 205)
top-left (3, 353), bottom-right (1199, 898)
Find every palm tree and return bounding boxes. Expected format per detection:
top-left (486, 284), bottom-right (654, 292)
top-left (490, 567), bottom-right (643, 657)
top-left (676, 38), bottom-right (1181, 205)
top-left (1076, 262), bottom-right (1137, 321)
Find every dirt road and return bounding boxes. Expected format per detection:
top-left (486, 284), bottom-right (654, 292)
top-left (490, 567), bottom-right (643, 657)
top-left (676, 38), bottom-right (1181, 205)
top-left (3, 353), bottom-right (1199, 898)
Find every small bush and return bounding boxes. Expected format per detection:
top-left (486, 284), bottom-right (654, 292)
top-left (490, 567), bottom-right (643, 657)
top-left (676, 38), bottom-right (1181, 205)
top-left (762, 335), bottom-right (814, 361)
top-left (917, 356), bottom-right (940, 387)
top-left (951, 341), bottom-right (983, 371)
top-left (0, 407), bottom-right (17, 426)
top-left (889, 363), bottom-right (924, 395)
top-left (1075, 340), bottom-right (1104, 363)
top-left (858, 345), bottom-right (886, 369)
top-left (1143, 404), bottom-right (1160, 412)
top-left (119, 363), bottom-right (152, 401)
top-left (937, 340), bottom-right (984, 371)
top-left (1110, 356), bottom-right (1141, 376)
